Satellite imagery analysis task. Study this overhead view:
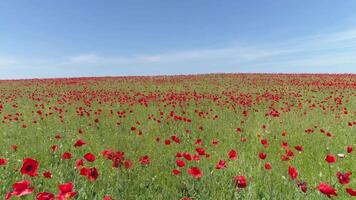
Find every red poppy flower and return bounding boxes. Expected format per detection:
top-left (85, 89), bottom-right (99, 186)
top-left (325, 154), bottom-right (336, 163)
top-left (74, 139), bottom-right (86, 148)
top-left (195, 148), bottom-right (205, 156)
top-left (20, 158), bottom-right (39, 177)
top-left (228, 149), bottom-right (237, 160)
top-left (139, 155), bottom-right (150, 166)
top-left (84, 153), bottom-right (96, 162)
top-left (51, 145), bottom-right (59, 152)
top-left (164, 139), bottom-right (171, 145)
top-left (261, 139), bottom-right (268, 147)
top-left (216, 160), bottom-right (226, 169)
top-left (61, 152), bottom-right (72, 160)
top-left (286, 149), bottom-right (294, 157)
top-left (75, 159), bottom-right (84, 169)
top-left (171, 135), bottom-right (180, 143)
top-left (124, 159), bottom-right (133, 169)
top-left (36, 192), bottom-right (55, 200)
top-left (316, 182), bottom-right (337, 198)
top-left (288, 166), bottom-right (298, 180)
top-left (195, 138), bottom-right (202, 145)
top-left (347, 146), bottom-right (353, 153)
top-left (57, 182), bottom-right (77, 200)
top-left (0, 158), bottom-right (7, 166)
top-left (6, 180), bottom-right (34, 200)
top-left (346, 188), bottom-right (356, 196)
top-left (80, 167), bottom-right (88, 176)
top-left (176, 159), bottom-right (185, 167)
top-left (297, 181), bottom-right (307, 193)
top-left (294, 146), bottom-right (303, 152)
top-left (103, 195), bottom-right (114, 200)
top-left (101, 150), bottom-right (114, 160)
top-left (183, 153), bottom-right (192, 161)
top-left (259, 152), bottom-right (267, 160)
top-left (172, 169), bottom-right (180, 175)
top-left (264, 162), bottom-right (272, 170)
top-left (234, 175), bottom-right (247, 188)
top-left (281, 154), bottom-right (290, 161)
top-left (282, 141), bottom-right (289, 149)
top-left (87, 167), bottom-right (99, 181)
top-left (187, 166), bottom-right (202, 179)
top-left (43, 171), bottom-right (52, 179)
top-left (336, 171), bottom-right (352, 185)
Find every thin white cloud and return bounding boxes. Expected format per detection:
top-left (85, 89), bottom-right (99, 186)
top-left (69, 54), bottom-right (99, 63)
top-left (67, 28), bottom-right (356, 69)
top-left (0, 57), bottom-right (17, 68)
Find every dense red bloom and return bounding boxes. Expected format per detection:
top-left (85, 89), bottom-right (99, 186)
top-left (51, 145), bottom-right (59, 152)
top-left (172, 169), bottom-right (180, 175)
top-left (101, 150), bottom-right (115, 160)
top-left (288, 166), bottom-right (298, 180)
top-left (195, 148), bottom-right (206, 156)
top-left (103, 195), bottom-right (114, 200)
top-left (211, 139), bottom-right (218, 145)
top-left (195, 138), bottom-right (202, 145)
top-left (261, 139), bottom-right (268, 147)
top-left (171, 135), bottom-right (180, 143)
top-left (297, 181), bottom-right (307, 193)
top-left (281, 141), bottom-right (289, 149)
top-left (139, 155), bottom-right (150, 166)
top-left (176, 159), bottom-right (185, 167)
top-left (183, 153), bottom-right (192, 161)
top-left (164, 139), bottom-right (171, 145)
top-left (187, 166), bottom-right (202, 179)
top-left (43, 171), bottom-right (52, 179)
top-left (87, 167), bottom-right (99, 181)
top-left (57, 182), bottom-right (77, 200)
top-left (216, 160), bottom-right (226, 169)
top-left (80, 167), bottom-right (89, 176)
top-left (75, 159), bottom-right (84, 169)
top-left (0, 158), bottom-right (7, 166)
top-left (228, 149), bottom-right (237, 160)
top-left (325, 154), bottom-right (336, 163)
top-left (264, 162), bottom-right (272, 170)
top-left (74, 139), bottom-right (86, 148)
top-left (6, 180), bottom-right (34, 200)
top-left (36, 192), bottom-right (55, 200)
top-left (124, 159), bottom-right (133, 169)
top-left (259, 152), bottom-right (267, 160)
top-left (62, 152), bottom-right (72, 160)
top-left (294, 146), bottom-right (304, 152)
top-left (346, 188), bottom-right (356, 196)
top-left (336, 171), bottom-right (352, 185)
top-left (286, 149), bottom-right (294, 157)
top-left (84, 153), bottom-right (96, 162)
top-left (316, 182), bottom-right (337, 198)
top-left (281, 154), bottom-right (290, 161)
top-left (20, 158), bottom-right (39, 177)
top-left (347, 146), bottom-right (353, 153)
top-left (234, 175), bottom-right (247, 188)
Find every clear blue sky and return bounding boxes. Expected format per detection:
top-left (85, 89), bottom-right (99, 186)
top-left (1, 0), bottom-right (356, 78)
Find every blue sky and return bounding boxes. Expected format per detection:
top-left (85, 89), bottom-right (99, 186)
top-left (1, 0), bottom-right (356, 78)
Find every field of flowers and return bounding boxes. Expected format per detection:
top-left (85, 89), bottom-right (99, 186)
top-left (0, 74), bottom-right (355, 199)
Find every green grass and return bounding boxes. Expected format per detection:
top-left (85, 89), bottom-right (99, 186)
top-left (0, 74), bottom-right (355, 199)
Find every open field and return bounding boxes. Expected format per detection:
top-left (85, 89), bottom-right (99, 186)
top-left (0, 74), bottom-right (355, 199)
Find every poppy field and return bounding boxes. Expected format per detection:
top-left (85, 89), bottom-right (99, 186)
top-left (0, 74), bottom-right (355, 199)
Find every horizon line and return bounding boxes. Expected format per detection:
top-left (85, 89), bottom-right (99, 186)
top-left (1, 72), bottom-right (356, 81)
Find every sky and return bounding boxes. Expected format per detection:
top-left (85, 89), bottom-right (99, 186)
top-left (1, 0), bottom-right (356, 79)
